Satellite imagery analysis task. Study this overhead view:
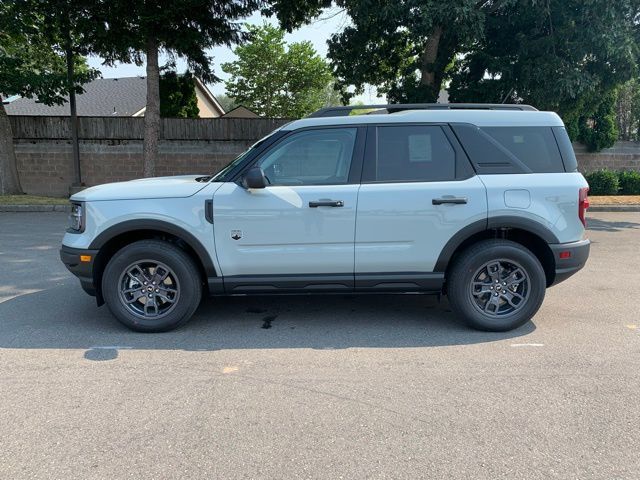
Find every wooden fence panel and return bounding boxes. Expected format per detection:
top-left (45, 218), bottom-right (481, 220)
top-left (10, 116), bottom-right (290, 141)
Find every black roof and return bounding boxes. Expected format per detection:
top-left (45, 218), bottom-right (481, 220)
top-left (5, 77), bottom-right (148, 116)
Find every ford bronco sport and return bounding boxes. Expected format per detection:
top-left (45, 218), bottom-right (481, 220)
top-left (60, 103), bottom-right (590, 332)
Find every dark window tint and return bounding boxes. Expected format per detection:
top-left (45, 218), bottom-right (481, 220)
top-left (256, 128), bottom-right (357, 185)
top-left (451, 124), bottom-right (526, 174)
top-left (552, 127), bottom-right (578, 172)
top-left (482, 127), bottom-right (564, 173)
top-left (374, 126), bottom-right (456, 182)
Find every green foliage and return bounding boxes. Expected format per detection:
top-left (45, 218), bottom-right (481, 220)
top-left (450, 1), bottom-right (638, 110)
top-left (325, 1), bottom-right (491, 103)
top-left (584, 170), bottom-right (620, 196)
top-left (616, 80), bottom-right (640, 141)
top-left (222, 24), bottom-right (334, 118)
top-left (159, 71), bottom-right (199, 118)
top-left (449, 0), bottom-right (637, 153)
top-left (618, 171), bottom-right (640, 195)
top-left (564, 91), bottom-right (619, 152)
top-left (216, 94), bottom-right (238, 113)
top-left (0, 0), bottom-right (99, 105)
top-left (91, 0), bottom-right (262, 84)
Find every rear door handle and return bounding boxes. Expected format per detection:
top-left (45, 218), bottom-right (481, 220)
top-left (309, 200), bottom-right (344, 208)
top-left (432, 197), bottom-right (468, 205)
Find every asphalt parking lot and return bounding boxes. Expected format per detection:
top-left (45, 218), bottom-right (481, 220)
top-left (1, 211), bottom-right (639, 479)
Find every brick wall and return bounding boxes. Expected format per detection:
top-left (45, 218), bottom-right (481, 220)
top-left (14, 139), bottom-right (253, 197)
top-left (10, 116), bottom-right (289, 197)
top-left (10, 116), bottom-right (640, 197)
top-left (574, 142), bottom-right (640, 173)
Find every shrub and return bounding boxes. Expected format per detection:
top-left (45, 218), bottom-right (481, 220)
top-left (584, 170), bottom-right (620, 195)
top-left (618, 171), bottom-right (640, 195)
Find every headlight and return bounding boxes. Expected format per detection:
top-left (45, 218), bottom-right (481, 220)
top-left (68, 202), bottom-right (85, 232)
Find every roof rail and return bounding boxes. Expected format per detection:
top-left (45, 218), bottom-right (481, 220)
top-left (307, 103), bottom-right (538, 118)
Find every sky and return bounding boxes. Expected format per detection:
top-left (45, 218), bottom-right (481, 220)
top-left (86, 8), bottom-right (384, 103)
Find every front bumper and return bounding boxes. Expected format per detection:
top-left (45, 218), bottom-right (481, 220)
top-left (549, 239), bottom-right (591, 286)
top-left (60, 245), bottom-right (99, 297)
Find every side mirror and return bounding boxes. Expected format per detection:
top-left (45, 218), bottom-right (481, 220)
top-left (242, 167), bottom-right (267, 189)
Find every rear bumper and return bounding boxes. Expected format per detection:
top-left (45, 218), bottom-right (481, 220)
top-left (549, 239), bottom-right (590, 286)
top-left (60, 245), bottom-right (99, 297)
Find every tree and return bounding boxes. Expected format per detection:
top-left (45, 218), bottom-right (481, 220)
top-left (269, 1), bottom-right (504, 103)
top-left (448, 0), bottom-right (639, 151)
top-left (216, 94), bottom-right (238, 112)
top-left (616, 80), bottom-right (640, 141)
top-left (91, 0), bottom-right (261, 177)
top-left (0, 0), bottom-right (98, 195)
top-left (160, 71), bottom-right (199, 118)
top-left (223, 24), bottom-right (334, 118)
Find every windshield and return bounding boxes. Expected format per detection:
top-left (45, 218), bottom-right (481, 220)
top-left (210, 129), bottom-right (283, 182)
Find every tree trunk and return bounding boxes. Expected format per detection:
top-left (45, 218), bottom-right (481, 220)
top-left (143, 37), bottom-right (160, 178)
top-left (0, 100), bottom-right (23, 195)
top-left (66, 41), bottom-right (82, 187)
top-left (419, 25), bottom-right (445, 102)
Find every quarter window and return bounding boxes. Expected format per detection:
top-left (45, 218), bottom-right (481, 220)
top-left (374, 126), bottom-right (456, 182)
top-left (255, 128), bottom-right (357, 186)
top-left (481, 127), bottom-right (564, 173)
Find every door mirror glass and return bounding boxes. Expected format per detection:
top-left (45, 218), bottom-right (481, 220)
top-left (242, 167), bottom-right (267, 189)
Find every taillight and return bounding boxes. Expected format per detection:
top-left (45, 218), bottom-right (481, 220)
top-left (579, 187), bottom-right (589, 228)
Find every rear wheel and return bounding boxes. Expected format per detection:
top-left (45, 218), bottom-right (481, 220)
top-left (102, 240), bottom-right (202, 332)
top-left (447, 239), bottom-right (546, 331)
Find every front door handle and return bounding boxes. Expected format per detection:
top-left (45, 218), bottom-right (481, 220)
top-left (432, 197), bottom-right (468, 205)
top-left (309, 200), bottom-right (344, 208)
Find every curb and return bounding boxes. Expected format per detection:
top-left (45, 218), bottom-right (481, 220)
top-left (589, 205), bottom-right (640, 212)
top-left (0, 204), bottom-right (70, 213)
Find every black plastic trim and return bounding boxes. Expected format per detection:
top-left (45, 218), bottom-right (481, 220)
top-left (487, 216), bottom-right (560, 243)
top-left (434, 219), bottom-right (488, 272)
top-left (207, 272), bottom-right (445, 295)
top-left (60, 245), bottom-right (99, 297)
top-left (549, 239), bottom-right (590, 286)
top-left (354, 272), bottom-right (444, 292)
top-left (89, 219), bottom-right (217, 277)
top-left (433, 216), bottom-right (561, 272)
top-left (222, 274), bottom-right (354, 294)
top-left (204, 199), bottom-right (213, 224)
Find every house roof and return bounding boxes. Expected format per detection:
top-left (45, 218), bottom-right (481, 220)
top-left (6, 77), bottom-right (148, 116)
top-left (221, 105), bottom-right (260, 118)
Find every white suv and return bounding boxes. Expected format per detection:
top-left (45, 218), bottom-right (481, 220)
top-left (60, 104), bottom-right (590, 332)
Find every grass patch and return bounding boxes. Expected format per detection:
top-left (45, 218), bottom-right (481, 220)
top-left (589, 195), bottom-right (640, 205)
top-left (0, 195), bottom-right (69, 205)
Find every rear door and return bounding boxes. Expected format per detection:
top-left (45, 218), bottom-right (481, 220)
top-left (354, 124), bottom-right (487, 289)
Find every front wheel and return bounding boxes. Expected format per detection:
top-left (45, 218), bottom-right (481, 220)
top-left (102, 240), bottom-right (202, 332)
top-left (447, 239), bottom-right (546, 332)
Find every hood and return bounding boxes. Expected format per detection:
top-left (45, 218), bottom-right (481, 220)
top-left (71, 175), bottom-right (211, 202)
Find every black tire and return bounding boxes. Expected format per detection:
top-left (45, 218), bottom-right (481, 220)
top-left (102, 240), bottom-right (202, 332)
top-left (447, 239), bottom-right (546, 332)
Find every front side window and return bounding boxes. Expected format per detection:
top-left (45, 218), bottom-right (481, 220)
top-left (373, 125), bottom-right (456, 182)
top-left (255, 128), bottom-right (357, 186)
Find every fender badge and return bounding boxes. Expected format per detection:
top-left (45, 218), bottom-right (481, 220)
top-left (231, 230), bottom-right (242, 241)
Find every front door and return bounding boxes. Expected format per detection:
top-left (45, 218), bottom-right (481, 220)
top-left (213, 127), bottom-right (364, 292)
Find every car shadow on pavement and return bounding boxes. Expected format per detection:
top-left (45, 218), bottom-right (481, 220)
top-left (0, 282), bottom-right (535, 358)
top-left (587, 217), bottom-right (640, 232)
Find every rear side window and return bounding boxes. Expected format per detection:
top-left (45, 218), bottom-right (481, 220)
top-left (370, 125), bottom-right (456, 182)
top-left (481, 127), bottom-right (564, 173)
